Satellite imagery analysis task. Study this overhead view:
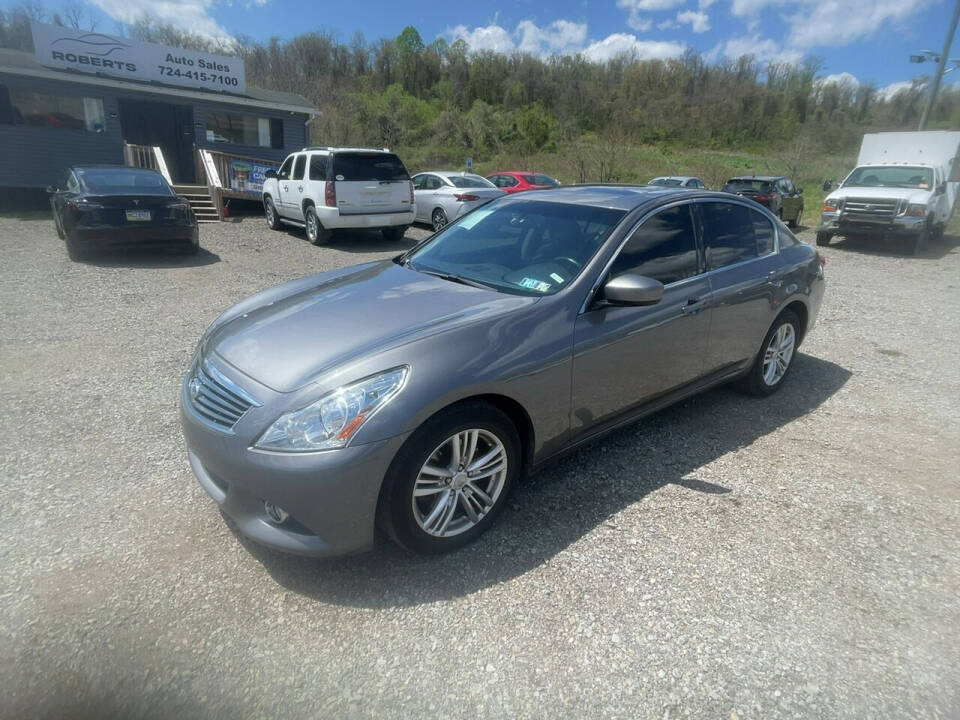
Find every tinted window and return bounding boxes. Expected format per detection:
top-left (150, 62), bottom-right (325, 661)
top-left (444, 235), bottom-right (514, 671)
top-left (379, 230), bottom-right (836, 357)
top-left (333, 153), bottom-right (409, 181)
top-left (424, 175), bottom-right (442, 190)
top-left (278, 156), bottom-right (293, 181)
top-left (700, 201), bottom-right (772, 269)
top-left (522, 174), bottom-right (559, 186)
top-left (292, 155), bottom-right (306, 181)
top-left (724, 179), bottom-right (773, 193)
top-left (406, 200), bottom-right (625, 295)
top-left (308, 155), bottom-right (327, 181)
top-left (497, 175), bottom-right (518, 187)
top-left (610, 204), bottom-right (699, 285)
top-left (76, 169), bottom-right (172, 195)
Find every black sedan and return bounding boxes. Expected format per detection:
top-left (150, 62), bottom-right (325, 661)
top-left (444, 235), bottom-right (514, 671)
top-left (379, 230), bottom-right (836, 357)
top-left (48, 166), bottom-right (199, 261)
top-left (721, 175), bottom-right (805, 228)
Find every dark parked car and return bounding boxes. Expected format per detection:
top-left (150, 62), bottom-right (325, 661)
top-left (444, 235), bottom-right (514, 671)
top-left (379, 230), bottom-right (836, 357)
top-left (722, 175), bottom-right (805, 228)
top-left (48, 166), bottom-right (199, 261)
top-left (181, 186), bottom-right (825, 557)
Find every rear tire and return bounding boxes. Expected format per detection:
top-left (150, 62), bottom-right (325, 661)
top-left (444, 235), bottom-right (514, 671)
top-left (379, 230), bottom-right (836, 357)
top-left (382, 226), bottom-right (406, 242)
top-left (378, 402), bottom-right (520, 554)
top-left (305, 206), bottom-right (331, 245)
top-left (789, 206), bottom-right (803, 228)
top-left (737, 310), bottom-right (800, 397)
top-left (66, 237), bottom-right (91, 262)
top-left (431, 208), bottom-right (448, 232)
top-left (264, 197), bottom-right (281, 230)
top-left (815, 232), bottom-right (831, 247)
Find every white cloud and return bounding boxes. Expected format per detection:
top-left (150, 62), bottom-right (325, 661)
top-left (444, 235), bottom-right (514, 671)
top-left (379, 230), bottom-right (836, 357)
top-left (699, 0), bottom-right (717, 7)
top-left (516, 19), bottom-right (588, 56)
top-left (817, 72), bottom-right (859, 89)
top-left (876, 80), bottom-right (923, 101)
top-left (718, 35), bottom-right (803, 63)
top-left (677, 10), bottom-right (711, 33)
top-left (582, 33), bottom-right (687, 63)
top-left (446, 21), bottom-right (685, 62)
top-left (727, 0), bottom-right (936, 50)
top-left (617, 0), bottom-right (685, 31)
top-left (89, 0), bottom-right (233, 41)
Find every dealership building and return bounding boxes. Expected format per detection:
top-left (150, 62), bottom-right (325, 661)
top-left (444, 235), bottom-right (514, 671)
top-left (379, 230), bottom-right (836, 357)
top-left (0, 22), bottom-right (318, 216)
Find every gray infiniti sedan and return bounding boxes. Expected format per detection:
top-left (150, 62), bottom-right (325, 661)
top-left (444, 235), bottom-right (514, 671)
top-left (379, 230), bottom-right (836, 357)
top-left (181, 186), bottom-right (825, 557)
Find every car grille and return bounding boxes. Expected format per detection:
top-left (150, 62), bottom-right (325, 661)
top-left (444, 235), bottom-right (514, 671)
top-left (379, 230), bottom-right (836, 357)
top-left (187, 358), bottom-right (260, 431)
top-left (842, 198), bottom-right (899, 222)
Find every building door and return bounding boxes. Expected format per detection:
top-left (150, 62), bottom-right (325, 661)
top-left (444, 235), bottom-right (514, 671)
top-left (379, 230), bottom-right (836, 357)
top-left (118, 98), bottom-right (196, 184)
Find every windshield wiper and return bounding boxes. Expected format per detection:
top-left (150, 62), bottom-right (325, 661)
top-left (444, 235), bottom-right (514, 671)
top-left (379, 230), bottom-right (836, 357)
top-left (415, 266), bottom-right (495, 290)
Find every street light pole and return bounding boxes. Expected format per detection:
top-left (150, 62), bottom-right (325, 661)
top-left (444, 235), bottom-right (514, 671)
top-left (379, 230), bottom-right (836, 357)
top-left (919, 0), bottom-right (960, 130)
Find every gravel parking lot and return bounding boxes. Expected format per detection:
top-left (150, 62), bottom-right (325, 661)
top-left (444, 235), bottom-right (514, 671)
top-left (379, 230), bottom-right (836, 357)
top-left (1, 213), bottom-right (958, 719)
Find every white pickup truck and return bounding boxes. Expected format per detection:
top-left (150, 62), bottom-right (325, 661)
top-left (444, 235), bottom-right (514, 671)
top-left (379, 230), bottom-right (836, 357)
top-left (817, 131), bottom-right (960, 255)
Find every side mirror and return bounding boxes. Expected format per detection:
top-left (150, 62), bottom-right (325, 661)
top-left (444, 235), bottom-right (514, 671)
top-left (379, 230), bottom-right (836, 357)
top-left (822, 180), bottom-right (832, 192)
top-left (602, 273), bottom-right (664, 306)
top-left (264, 169), bottom-right (278, 180)
top-left (935, 182), bottom-right (946, 195)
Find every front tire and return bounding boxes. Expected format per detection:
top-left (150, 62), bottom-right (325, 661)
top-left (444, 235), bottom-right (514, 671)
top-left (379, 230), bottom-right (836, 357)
top-left (738, 310), bottom-right (800, 397)
top-left (264, 197), bottom-right (281, 230)
top-left (378, 402), bottom-right (520, 554)
top-left (912, 223), bottom-right (930, 257)
top-left (815, 232), bottom-right (832, 247)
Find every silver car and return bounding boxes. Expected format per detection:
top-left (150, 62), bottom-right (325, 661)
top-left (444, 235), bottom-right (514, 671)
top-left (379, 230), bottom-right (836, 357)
top-left (649, 176), bottom-right (707, 189)
top-left (180, 186), bottom-right (825, 557)
top-left (412, 171), bottom-right (505, 231)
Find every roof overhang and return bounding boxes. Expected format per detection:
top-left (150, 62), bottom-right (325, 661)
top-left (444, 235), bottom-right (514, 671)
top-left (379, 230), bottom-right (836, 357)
top-left (0, 62), bottom-right (319, 117)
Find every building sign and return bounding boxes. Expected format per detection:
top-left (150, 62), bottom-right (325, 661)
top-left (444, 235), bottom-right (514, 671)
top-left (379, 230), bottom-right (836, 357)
top-left (230, 158), bottom-right (279, 195)
top-left (30, 21), bottom-right (246, 95)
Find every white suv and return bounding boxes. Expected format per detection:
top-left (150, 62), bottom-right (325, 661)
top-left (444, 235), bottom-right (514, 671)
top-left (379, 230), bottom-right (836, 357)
top-left (262, 147), bottom-right (416, 243)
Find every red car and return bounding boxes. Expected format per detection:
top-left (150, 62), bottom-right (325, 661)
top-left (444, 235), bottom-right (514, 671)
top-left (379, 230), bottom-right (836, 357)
top-left (485, 171), bottom-right (560, 194)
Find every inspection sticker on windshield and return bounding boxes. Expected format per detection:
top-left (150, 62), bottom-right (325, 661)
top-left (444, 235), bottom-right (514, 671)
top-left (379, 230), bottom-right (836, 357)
top-left (549, 272), bottom-right (565, 284)
top-left (519, 277), bottom-right (551, 293)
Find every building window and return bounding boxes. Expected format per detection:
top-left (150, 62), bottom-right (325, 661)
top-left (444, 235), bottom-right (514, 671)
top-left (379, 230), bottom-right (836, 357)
top-left (204, 111), bottom-right (283, 148)
top-left (0, 85), bottom-right (105, 132)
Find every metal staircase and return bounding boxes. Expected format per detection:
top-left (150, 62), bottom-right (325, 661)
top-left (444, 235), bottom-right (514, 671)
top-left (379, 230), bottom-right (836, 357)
top-left (172, 184), bottom-right (220, 223)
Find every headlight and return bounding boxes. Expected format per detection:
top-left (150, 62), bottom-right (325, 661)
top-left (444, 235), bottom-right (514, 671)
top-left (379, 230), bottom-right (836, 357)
top-left (821, 197), bottom-right (842, 212)
top-left (254, 367), bottom-right (408, 452)
top-left (904, 203), bottom-right (928, 217)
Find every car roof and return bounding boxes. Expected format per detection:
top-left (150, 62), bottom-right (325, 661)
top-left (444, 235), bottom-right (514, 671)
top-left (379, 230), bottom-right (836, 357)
top-left (726, 175), bottom-right (784, 181)
top-left (71, 165), bottom-right (161, 172)
top-left (651, 176), bottom-right (698, 181)
top-left (488, 171), bottom-right (548, 176)
top-left (500, 184), bottom-right (729, 211)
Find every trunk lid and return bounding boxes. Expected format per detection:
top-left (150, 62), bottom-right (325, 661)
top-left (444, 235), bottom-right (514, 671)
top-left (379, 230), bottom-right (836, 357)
top-left (332, 152), bottom-right (412, 215)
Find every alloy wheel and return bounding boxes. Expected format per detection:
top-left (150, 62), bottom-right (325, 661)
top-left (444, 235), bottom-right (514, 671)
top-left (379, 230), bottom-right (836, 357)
top-left (762, 322), bottom-right (795, 386)
top-left (265, 201), bottom-right (275, 226)
top-left (411, 429), bottom-right (507, 538)
top-left (432, 209), bottom-right (447, 232)
top-left (306, 211), bottom-right (318, 242)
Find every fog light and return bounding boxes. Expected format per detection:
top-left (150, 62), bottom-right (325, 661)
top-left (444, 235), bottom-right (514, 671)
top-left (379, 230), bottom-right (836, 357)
top-left (264, 501), bottom-right (289, 524)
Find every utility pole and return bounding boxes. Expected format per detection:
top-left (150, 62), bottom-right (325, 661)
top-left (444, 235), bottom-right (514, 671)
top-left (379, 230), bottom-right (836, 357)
top-left (919, 0), bottom-right (960, 130)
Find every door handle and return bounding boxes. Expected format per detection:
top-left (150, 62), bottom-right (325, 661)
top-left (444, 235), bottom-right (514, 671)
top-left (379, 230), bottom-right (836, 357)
top-left (682, 296), bottom-right (707, 315)
top-left (298, 185), bottom-right (303, 192)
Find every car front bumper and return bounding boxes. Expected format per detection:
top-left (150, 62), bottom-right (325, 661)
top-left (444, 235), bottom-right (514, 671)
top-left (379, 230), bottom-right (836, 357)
top-left (818, 212), bottom-right (926, 237)
top-left (180, 372), bottom-right (410, 557)
top-left (317, 208), bottom-right (415, 230)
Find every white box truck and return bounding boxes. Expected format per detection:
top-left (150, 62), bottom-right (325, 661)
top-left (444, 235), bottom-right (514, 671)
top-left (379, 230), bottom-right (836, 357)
top-left (817, 131), bottom-right (960, 255)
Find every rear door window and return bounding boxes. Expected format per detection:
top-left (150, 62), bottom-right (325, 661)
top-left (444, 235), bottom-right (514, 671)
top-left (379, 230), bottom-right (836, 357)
top-left (333, 153), bottom-right (409, 181)
top-left (308, 154), bottom-right (327, 181)
top-left (609, 204), bottom-right (700, 285)
top-left (700, 201), bottom-right (772, 270)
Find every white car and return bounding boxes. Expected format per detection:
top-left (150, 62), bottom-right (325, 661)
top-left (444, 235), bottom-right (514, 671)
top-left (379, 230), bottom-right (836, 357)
top-left (262, 147), bottom-right (415, 244)
top-left (648, 176), bottom-right (707, 189)
top-left (411, 172), bottom-right (505, 231)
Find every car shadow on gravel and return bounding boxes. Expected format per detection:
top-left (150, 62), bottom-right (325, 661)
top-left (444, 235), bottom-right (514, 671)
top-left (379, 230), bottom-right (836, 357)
top-left (81, 247), bottom-right (221, 268)
top-left (828, 233), bottom-right (958, 260)
top-left (235, 353), bottom-right (851, 608)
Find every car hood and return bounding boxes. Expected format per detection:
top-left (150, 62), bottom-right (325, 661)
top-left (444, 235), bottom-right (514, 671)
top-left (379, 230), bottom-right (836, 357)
top-left (832, 186), bottom-right (932, 203)
top-left (206, 260), bottom-right (538, 392)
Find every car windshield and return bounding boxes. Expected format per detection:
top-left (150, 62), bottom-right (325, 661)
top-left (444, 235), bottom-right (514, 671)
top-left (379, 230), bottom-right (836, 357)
top-left (844, 166), bottom-right (934, 189)
top-left (332, 153), bottom-right (409, 181)
top-left (522, 174), bottom-right (559, 186)
top-left (77, 169), bottom-right (173, 195)
top-left (651, 178), bottom-right (682, 186)
top-left (725, 179), bottom-right (773, 193)
top-left (445, 174), bottom-right (496, 188)
top-left (403, 200), bottom-right (625, 296)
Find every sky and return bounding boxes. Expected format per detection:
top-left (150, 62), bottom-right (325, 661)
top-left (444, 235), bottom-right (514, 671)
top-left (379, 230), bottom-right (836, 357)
top-left (5, 0), bottom-right (956, 93)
